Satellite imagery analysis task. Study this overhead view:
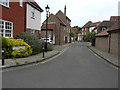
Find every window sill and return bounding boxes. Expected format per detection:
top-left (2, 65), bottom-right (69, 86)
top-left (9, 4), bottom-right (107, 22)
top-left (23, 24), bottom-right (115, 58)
top-left (31, 17), bottom-right (35, 19)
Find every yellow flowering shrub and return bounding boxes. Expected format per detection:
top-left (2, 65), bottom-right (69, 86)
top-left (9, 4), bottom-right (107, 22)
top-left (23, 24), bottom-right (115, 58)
top-left (5, 38), bottom-right (32, 58)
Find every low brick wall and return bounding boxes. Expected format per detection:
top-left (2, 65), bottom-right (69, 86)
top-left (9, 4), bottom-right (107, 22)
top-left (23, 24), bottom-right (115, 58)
top-left (95, 36), bottom-right (109, 53)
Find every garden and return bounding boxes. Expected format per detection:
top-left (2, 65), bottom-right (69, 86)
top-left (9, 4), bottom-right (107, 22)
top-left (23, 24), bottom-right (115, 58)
top-left (0, 32), bottom-right (54, 59)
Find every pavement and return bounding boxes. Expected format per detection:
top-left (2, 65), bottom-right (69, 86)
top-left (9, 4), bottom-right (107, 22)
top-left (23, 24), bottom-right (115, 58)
top-left (2, 42), bottom-right (118, 88)
top-left (87, 43), bottom-right (120, 68)
top-left (0, 43), bottom-right (71, 69)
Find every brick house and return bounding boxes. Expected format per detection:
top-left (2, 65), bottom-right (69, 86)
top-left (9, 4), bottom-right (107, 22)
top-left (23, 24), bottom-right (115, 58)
top-left (41, 6), bottom-right (71, 45)
top-left (89, 21), bottom-right (101, 33)
top-left (72, 28), bottom-right (81, 41)
top-left (0, 0), bottom-right (43, 38)
top-left (81, 21), bottom-right (92, 41)
top-left (95, 20), bottom-right (120, 57)
top-left (97, 16), bottom-right (120, 33)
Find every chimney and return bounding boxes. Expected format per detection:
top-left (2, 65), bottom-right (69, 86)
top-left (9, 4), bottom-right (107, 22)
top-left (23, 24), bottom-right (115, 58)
top-left (64, 5), bottom-right (66, 16)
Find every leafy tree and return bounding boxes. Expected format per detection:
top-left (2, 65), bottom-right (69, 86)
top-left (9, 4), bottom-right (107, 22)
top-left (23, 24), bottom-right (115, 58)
top-left (70, 27), bottom-right (75, 37)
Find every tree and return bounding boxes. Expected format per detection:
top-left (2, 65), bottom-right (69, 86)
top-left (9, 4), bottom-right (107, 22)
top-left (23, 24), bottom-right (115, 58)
top-left (82, 31), bottom-right (97, 44)
top-left (70, 27), bottom-right (75, 38)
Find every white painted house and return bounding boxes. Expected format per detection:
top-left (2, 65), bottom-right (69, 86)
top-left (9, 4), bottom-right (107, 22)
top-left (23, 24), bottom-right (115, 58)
top-left (26, 0), bottom-right (43, 35)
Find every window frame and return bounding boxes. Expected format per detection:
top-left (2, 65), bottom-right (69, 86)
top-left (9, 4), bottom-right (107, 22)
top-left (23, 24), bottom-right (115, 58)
top-left (20, 0), bottom-right (23, 7)
top-left (0, 0), bottom-right (9, 8)
top-left (31, 7), bottom-right (35, 19)
top-left (0, 19), bottom-right (13, 38)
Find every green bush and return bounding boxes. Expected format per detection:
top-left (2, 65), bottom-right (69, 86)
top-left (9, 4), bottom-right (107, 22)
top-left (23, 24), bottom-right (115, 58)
top-left (0, 36), bottom-right (7, 48)
top-left (91, 37), bottom-right (95, 46)
top-left (16, 32), bottom-right (43, 55)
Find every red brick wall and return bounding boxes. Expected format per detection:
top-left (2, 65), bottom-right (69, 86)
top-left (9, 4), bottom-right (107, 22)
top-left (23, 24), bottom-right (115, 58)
top-left (0, 1), bottom-right (25, 38)
top-left (95, 36), bottom-right (109, 52)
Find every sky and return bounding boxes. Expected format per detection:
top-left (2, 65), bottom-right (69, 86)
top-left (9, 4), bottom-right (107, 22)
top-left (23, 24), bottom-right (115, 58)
top-left (35, 0), bottom-right (119, 27)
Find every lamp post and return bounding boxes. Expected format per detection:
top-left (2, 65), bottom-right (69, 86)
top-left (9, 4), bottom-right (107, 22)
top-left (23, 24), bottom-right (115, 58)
top-left (45, 5), bottom-right (50, 52)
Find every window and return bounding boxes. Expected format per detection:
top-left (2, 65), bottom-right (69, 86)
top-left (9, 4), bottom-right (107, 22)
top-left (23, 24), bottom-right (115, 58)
top-left (67, 28), bottom-right (68, 32)
top-left (0, 0), bottom-right (9, 8)
top-left (31, 8), bottom-right (35, 19)
top-left (69, 29), bottom-right (70, 33)
top-left (0, 19), bottom-right (13, 38)
top-left (102, 27), bottom-right (107, 31)
top-left (64, 36), bottom-right (65, 41)
top-left (20, 0), bottom-right (23, 7)
top-left (64, 27), bottom-right (66, 30)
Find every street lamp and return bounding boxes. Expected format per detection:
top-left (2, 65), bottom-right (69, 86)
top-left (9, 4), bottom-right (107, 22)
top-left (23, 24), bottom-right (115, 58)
top-left (45, 5), bottom-right (50, 52)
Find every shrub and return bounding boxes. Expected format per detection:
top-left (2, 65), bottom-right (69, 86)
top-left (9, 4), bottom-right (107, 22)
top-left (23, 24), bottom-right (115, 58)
top-left (91, 37), bottom-right (95, 46)
top-left (16, 32), bottom-right (43, 55)
top-left (16, 62), bottom-right (20, 65)
top-left (5, 38), bottom-right (32, 58)
top-left (0, 36), bottom-right (7, 48)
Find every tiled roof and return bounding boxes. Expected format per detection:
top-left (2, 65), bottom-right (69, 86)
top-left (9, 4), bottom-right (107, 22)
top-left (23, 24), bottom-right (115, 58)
top-left (98, 21), bottom-right (116, 28)
top-left (110, 16), bottom-right (120, 21)
top-left (108, 21), bottom-right (120, 32)
top-left (28, 0), bottom-right (43, 12)
top-left (55, 16), bottom-right (66, 26)
top-left (90, 22), bottom-right (101, 27)
top-left (29, 0), bottom-right (40, 8)
top-left (96, 21), bottom-right (120, 36)
top-left (72, 28), bottom-right (81, 34)
top-left (82, 21), bottom-right (92, 28)
top-left (41, 24), bottom-right (56, 30)
top-left (96, 29), bottom-right (109, 36)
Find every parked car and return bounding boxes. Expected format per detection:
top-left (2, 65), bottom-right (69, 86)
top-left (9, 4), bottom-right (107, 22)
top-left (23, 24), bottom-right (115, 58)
top-left (40, 38), bottom-right (53, 44)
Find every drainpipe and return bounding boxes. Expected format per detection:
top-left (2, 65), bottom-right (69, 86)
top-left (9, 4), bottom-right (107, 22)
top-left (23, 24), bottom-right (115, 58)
top-left (108, 33), bottom-right (111, 53)
top-left (59, 24), bottom-right (61, 45)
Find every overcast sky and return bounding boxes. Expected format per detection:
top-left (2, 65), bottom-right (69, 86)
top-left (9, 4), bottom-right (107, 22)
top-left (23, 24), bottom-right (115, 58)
top-left (35, 0), bottom-right (119, 27)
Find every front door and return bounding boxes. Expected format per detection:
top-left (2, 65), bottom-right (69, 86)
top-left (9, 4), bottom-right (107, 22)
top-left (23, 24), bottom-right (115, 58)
top-left (65, 37), bottom-right (67, 43)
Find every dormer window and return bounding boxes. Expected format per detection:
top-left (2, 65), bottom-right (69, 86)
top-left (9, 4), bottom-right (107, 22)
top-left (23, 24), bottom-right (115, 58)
top-left (20, 0), bottom-right (23, 7)
top-left (31, 8), bottom-right (35, 19)
top-left (102, 27), bottom-right (107, 31)
top-left (0, 0), bottom-right (9, 8)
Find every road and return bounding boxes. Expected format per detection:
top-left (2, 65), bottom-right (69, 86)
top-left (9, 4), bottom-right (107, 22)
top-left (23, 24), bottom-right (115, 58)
top-left (2, 42), bottom-right (118, 88)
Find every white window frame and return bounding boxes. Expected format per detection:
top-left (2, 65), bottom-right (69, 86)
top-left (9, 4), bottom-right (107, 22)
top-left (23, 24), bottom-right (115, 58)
top-left (64, 27), bottom-right (66, 30)
top-left (64, 36), bottom-right (65, 41)
top-left (0, 19), bottom-right (13, 38)
top-left (31, 7), bottom-right (35, 19)
top-left (102, 27), bottom-right (107, 31)
top-left (20, 0), bottom-right (23, 7)
top-left (0, 0), bottom-right (9, 8)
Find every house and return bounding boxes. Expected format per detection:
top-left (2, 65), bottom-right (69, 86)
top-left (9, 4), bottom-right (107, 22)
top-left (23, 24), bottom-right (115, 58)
top-left (0, 0), bottom-right (43, 38)
top-left (81, 21), bottom-right (92, 41)
top-left (97, 16), bottom-right (120, 33)
top-left (95, 18), bottom-right (120, 57)
top-left (72, 28), bottom-right (81, 41)
top-left (89, 21), bottom-right (101, 33)
top-left (41, 6), bottom-right (71, 45)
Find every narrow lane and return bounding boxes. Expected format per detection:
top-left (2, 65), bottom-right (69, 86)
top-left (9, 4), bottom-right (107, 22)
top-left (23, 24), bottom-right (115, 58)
top-left (2, 42), bottom-right (118, 88)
